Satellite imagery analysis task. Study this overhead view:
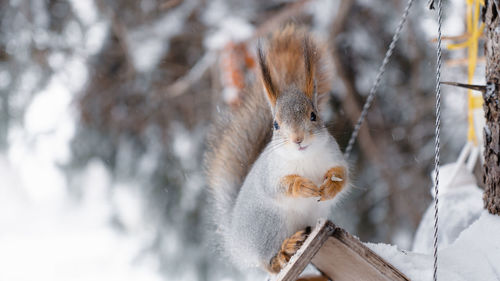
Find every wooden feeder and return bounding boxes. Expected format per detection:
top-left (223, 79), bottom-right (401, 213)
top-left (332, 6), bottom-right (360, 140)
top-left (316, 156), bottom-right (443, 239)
top-left (274, 220), bottom-right (410, 281)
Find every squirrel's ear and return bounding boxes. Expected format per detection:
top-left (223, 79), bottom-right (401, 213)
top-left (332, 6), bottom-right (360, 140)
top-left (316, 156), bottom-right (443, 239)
top-left (258, 43), bottom-right (278, 107)
top-left (303, 36), bottom-right (316, 101)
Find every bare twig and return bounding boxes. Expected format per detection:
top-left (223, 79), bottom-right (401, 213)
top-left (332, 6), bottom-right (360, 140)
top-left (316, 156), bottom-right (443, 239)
top-left (160, 51), bottom-right (216, 98)
top-left (94, 0), bottom-right (136, 77)
top-left (440, 81), bottom-right (487, 92)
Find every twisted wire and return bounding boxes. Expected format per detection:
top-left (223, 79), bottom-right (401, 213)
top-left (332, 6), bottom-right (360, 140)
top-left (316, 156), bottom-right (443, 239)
top-left (344, 0), bottom-right (414, 158)
top-left (432, 0), bottom-right (444, 280)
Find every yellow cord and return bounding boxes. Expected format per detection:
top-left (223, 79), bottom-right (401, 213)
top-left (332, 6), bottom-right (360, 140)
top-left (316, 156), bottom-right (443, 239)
top-left (446, 0), bottom-right (484, 145)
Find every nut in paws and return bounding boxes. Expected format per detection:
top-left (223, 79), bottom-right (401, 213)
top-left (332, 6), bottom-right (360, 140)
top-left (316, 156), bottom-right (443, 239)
top-left (319, 166), bottom-right (346, 201)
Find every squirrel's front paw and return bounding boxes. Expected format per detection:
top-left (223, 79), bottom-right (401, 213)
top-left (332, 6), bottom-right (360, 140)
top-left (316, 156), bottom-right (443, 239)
top-left (269, 226), bottom-right (312, 273)
top-left (319, 166), bottom-right (347, 201)
top-left (282, 175), bottom-right (321, 198)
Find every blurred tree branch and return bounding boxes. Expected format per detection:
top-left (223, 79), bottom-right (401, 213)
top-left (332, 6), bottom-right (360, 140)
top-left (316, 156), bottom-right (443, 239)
top-left (158, 0), bottom-right (313, 99)
top-left (95, 0), bottom-right (136, 78)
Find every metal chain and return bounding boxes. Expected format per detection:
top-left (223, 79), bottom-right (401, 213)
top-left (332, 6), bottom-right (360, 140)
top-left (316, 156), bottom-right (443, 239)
top-left (344, 0), bottom-right (414, 158)
top-left (432, 0), bottom-right (444, 280)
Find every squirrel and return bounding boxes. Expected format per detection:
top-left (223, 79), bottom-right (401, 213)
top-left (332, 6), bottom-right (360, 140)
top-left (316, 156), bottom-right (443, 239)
top-left (205, 25), bottom-right (349, 274)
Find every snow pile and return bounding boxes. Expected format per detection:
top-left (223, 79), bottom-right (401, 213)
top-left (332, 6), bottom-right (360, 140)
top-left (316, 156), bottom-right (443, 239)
top-left (0, 157), bottom-right (162, 281)
top-left (0, 24), bottom-right (162, 279)
top-left (413, 163), bottom-right (484, 253)
top-left (367, 211), bottom-right (500, 281)
top-left (366, 163), bottom-right (500, 281)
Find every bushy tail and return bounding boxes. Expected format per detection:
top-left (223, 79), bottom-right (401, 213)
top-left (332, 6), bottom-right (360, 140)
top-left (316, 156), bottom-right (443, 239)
top-left (205, 84), bottom-right (272, 233)
top-left (205, 25), bottom-right (334, 233)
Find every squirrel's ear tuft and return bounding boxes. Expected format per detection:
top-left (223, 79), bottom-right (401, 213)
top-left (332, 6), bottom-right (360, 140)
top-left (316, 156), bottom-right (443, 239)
top-left (258, 43), bottom-right (278, 107)
top-left (303, 36), bottom-right (316, 100)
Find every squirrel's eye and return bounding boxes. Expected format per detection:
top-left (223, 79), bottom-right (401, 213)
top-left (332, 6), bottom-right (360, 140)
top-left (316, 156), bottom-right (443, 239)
top-left (310, 112), bottom-right (317, 121)
top-left (273, 121), bottom-right (280, 130)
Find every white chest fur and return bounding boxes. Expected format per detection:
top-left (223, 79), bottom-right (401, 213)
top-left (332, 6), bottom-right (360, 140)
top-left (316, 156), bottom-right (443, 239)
top-left (273, 139), bottom-right (342, 230)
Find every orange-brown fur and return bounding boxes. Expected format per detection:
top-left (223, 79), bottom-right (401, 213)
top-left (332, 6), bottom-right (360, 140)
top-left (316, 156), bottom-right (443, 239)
top-left (269, 227), bottom-right (311, 273)
top-left (281, 175), bottom-right (321, 198)
top-left (319, 166), bottom-right (346, 201)
top-left (259, 25), bottom-right (333, 107)
top-left (260, 25), bottom-right (334, 109)
top-left (281, 167), bottom-right (347, 201)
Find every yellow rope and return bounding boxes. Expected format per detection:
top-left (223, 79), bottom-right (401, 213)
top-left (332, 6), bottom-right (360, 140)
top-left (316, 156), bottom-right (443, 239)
top-left (446, 0), bottom-right (484, 145)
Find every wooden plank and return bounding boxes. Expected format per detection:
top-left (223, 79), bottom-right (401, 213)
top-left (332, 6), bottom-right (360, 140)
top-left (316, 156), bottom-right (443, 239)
top-left (274, 220), bottom-right (410, 281)
top-left (312, 222), bottom-right (410, 281)
top-left (273, 219), bottom-right (334, 281)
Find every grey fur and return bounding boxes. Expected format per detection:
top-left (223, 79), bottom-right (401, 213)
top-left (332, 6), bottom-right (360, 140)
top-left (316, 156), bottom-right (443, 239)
top-left (226, 91), bottom-right (347, 270)
top-left (205, 84), bottom-right (272, 234)
top-left (205, 26), bottom-right (345, 273)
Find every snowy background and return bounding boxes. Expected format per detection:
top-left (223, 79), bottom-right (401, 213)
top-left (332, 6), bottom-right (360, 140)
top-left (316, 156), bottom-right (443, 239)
top-left (0, 0), bottom-right (491, 280)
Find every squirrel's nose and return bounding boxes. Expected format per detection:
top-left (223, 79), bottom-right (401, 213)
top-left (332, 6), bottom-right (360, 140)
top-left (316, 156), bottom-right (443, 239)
top-left (294, 136), bottom-right (303, 144)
